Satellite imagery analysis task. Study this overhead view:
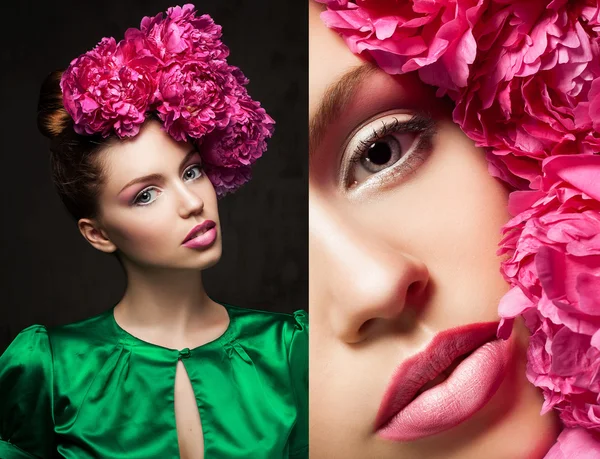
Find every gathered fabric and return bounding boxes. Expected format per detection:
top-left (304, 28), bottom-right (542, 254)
top-left (0, 304), bottom-right (308, 459)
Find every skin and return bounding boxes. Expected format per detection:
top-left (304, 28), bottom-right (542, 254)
top-left (309, 3), bottom-right (560, 458)
top-left (78, 119), bottom-right (227, 459)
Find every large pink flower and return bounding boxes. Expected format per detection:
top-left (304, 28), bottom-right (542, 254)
top-left (203, 164), bottom-right (252, 197)
top-left (545, 427), bottom-right (600, 458)
top-left (155, 60), bottom-right (238, 142)
top-left (497, 155), bottom-right (600, 431)
top-left (316, 0), bottom-right (486, 94)
top-left (136, 3), bottom-right (228, 64)
top-left (60, 36), bottom-right (160, 138)
top-left (60, 4), bottom-right (274, 196)
top-left (202, 96), bottom-right (275, 168)
top-left (454, 0), bottom-right (600, 189)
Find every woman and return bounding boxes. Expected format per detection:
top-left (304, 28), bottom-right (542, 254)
top-left (309, 1), bottom-right (600, 457)
top-left (0, 4), bottom-right (307, 459)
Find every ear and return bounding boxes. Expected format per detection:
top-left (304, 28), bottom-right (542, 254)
top-left (77, 218), bottom-right (117, 253)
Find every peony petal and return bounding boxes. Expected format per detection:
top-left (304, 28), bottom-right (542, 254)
top-left (577, 273), bottom-right (600, 317)
top-left (544, 428), bottom-right (600, 459)
top-left (544, 156), bottom-right (600, 202)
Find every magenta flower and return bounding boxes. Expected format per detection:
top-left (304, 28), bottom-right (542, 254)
top-left (202, 96), bottom-right (275, 168)
top-left (155, 60), bottom-right (237, 142)
top-left (60, 4), bottom-right (274, 195)
top-left (497, 155), bottom-right (600, 432)
top-left (545, 427), bottom-right (600, 458)
top-left (137, 3), bottom-right (229, 64)
top-left (316, 0), bottom-right (487, 94)
top-left (454, 0), bottom-right (600, 189)
top-left (203, 164), bottom-right (252, 197)
top-left (60, 36), bottom-right (160, 138)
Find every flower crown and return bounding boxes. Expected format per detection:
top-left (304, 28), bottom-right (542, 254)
top-left (60, 3), bottom-right (274, 197)
top-left (317, 0), bottom-right (600, 455)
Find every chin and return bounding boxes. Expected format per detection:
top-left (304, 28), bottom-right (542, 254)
top-left (192, 245), bottom-right (222, 271)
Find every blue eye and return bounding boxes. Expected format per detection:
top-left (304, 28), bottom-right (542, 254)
top-left (183, 165), bottom-right (202, 182)
top-left (133, 188), bottom-right (160, 206)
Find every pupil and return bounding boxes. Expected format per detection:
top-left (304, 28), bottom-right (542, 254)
top-left (141, 192), bottom-right (149, 201)
top-left (367, 142), bottom-right (392, 165)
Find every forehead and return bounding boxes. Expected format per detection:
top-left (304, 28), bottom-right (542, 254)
top-left (309, 2), bottom-right (364, 119)
top-left (102, 121), bottom-right (191, 181)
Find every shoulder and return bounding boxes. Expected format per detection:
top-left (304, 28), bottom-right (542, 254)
top-left (224, 304), bottom-right (308, 364)
top-left (46, 309), bottom-right (115, 351)
top-left (0, 324), bottom-right (52, 372)
top-left (1, 311), bottom-right (117, 380)
top-left (224, 303), bottom-right (308, 338)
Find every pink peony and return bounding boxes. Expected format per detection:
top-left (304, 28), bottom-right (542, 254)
top-left (60, 36), bottom-right (160, 138)
top-left (454, 0), bottom-right (600, 189)
top-left (203, 164), bottom-right (252, 197)
top-left (155, 60), bottom-right (239, 142)
top-left (136, 3), bottom-right (229, 63)
top-left (544, 427), bottom-right (600, 458)
top-left (202, 96), bottom-right (275, 168)
top-left (497, 155), bottom-right (600, 431)
top-left (60, 4), bottom-right (274, 195)
top-left (316, 0), bottom-right (486, 94)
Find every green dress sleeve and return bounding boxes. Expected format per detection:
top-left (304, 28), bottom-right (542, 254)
top-left (287, 310), bottom-right (308, 459)
top-left (0, 325), bottom-right (55, 459)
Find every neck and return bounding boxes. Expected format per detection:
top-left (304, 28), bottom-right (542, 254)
top-left (116, 260), bottom-right (217, 335)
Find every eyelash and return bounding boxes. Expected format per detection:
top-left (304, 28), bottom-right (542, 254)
top-left (342, 113), bottom-right (437, 191)
top-left (132, 163), bottom-right (203, 207)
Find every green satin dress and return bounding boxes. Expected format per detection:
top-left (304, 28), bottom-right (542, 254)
top-left (0, 304), bottom-right (308, 459)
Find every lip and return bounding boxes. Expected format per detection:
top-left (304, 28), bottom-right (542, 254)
top-left (375, 322), bottom-right (511, 441)
top-left (182, 220), bottom-right (217, 249)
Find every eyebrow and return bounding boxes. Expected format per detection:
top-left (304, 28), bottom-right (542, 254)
top-left (309, 62), bottom-right (378, 156)
top-left (118, 148), bottom-right (199, 194)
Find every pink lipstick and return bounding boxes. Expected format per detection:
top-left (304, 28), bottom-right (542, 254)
top-left (182, 220), bottom-right (217, 249)
top-left (375, 322), bottom-right (512, 441)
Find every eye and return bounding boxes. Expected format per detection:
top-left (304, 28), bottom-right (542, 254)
top-left (133, 187), bottom-right (160, 206)
top-left (183, 164), bottom-right (203, 182)
top-left (341, 113), bottom-right (436, 191)
top-left (355, 132), bottom-right (415, 177)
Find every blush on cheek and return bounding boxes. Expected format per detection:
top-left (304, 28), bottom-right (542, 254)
top-left (110, 218), bottom-right (176, 260)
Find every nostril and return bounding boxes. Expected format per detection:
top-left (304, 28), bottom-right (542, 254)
top-left (358, 318), bottom-right (376, 337)
top-left (407, 282), bottom-right (421, 296)
top-left (407, 278), bottom-right (428, 301)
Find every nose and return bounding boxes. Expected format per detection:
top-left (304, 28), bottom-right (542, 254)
top-left (176, 183), bottom-right (204, 218)
top-left (310, 204), bottom-right (430, 344)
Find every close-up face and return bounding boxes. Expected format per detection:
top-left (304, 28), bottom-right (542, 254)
top-left (83, 120), bottom-right (222, 272)
top-left (309, 3), bottom-right (558, 459)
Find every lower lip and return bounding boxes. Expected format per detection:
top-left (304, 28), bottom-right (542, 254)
top-left (182, 227), bottom-right (217, 249)
top-left (378, 338), bottom-right (511, 441)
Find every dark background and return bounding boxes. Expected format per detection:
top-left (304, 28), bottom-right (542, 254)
top-left (0, 1), bottom-right (307, 353)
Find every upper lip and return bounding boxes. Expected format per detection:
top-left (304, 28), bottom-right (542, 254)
top-left (182, 220), bottom-right (216, 244)
top-left (374, 322), bottom-right (499, 431)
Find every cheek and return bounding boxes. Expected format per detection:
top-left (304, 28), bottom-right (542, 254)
top-left (105, 206), bottom-right (176, 255)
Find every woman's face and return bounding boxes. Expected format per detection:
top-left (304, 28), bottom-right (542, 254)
top-left (84, 120), bottom-right (222, 271)
top-left (309, 3), bottom-right (557, 458)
